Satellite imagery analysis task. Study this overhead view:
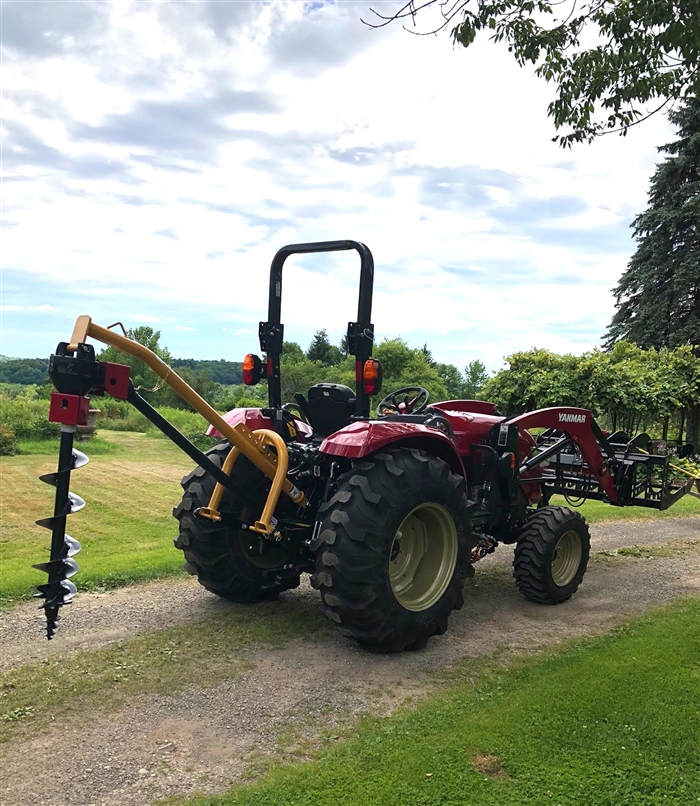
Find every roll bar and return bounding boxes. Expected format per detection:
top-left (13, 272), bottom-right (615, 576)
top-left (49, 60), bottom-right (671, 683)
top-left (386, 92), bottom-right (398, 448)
top-left (259, 240), bottom-right (375, 417)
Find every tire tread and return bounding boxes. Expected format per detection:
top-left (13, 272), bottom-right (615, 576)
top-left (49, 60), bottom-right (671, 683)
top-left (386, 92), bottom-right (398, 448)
top-left (313, 448), bottom-right (471, 652)
top-left (513, 505), bottom-right (590, 604)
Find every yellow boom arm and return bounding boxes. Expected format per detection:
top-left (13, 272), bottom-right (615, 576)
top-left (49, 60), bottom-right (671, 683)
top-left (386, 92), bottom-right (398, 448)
top-left (68, 315), bottom-right (307, 534)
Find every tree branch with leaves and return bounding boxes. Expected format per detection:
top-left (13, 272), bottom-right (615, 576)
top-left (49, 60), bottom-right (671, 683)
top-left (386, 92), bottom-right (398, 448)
top-left (364, 0), bottom-right (700, 146)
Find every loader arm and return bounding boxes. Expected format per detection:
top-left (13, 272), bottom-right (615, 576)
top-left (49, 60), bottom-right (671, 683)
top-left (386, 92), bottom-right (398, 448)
top-left (506, 406), bottom-right (699, 510)
top-left (506, 407), bottom-right (618, 503)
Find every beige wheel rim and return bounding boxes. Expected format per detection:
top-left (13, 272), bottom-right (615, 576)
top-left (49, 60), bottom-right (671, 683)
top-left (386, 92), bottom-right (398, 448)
top-left (551, 529), bottom-right (582, 586)
top-left (389, 503), bottom-right (458, 611)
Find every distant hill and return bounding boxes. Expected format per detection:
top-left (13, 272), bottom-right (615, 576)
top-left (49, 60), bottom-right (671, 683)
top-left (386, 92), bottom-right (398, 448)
top-left (0, 358), bottom-right (49, 385)
top-left (0, 357), bottom-right (242, 386)
top-left (172, 358), bottom-right (242, 385)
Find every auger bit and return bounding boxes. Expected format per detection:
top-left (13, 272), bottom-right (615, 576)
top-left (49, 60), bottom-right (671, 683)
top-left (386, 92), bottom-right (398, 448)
top-left (33, 341), bottom-right (99, 639)
top-left (34, 427), bottom-right (86, 638)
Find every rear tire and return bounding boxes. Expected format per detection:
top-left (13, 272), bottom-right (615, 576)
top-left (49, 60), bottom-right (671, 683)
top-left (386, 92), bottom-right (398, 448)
top-left (513, 506), bottom-right (590, 604)
top-left (173, 443), bottom-right (300, 602)
top-left (311, 448), bottom-right (472, 652)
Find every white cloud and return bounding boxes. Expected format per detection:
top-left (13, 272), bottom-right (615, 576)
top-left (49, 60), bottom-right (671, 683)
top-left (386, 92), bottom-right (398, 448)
top-left (0, 0), bottom-right (673, 371)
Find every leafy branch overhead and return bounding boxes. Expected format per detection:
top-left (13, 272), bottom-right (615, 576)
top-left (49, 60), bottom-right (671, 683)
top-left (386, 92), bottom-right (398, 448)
top-left (365, 0), bottom-right (700, 145)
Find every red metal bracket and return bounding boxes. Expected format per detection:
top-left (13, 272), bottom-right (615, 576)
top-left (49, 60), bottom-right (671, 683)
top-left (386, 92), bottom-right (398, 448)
top-left (49, 393), bottom-right (91, 426)
top-left (103, 362), bottom-right (130, 400)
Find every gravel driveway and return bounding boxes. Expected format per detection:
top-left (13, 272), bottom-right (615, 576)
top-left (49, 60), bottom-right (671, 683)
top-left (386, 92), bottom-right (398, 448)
top-left (1, 517), bottom-right (698, 806)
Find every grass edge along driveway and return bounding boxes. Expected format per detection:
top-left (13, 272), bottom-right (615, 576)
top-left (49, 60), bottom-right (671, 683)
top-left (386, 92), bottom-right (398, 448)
top-left (179, 596), bottom-right (700, 806)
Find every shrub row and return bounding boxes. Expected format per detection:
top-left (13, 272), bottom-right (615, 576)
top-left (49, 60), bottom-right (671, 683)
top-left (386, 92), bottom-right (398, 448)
top-left (0, 395), bottom-right (220, 454)
top-left (0, 397), bottom-right (60, 443)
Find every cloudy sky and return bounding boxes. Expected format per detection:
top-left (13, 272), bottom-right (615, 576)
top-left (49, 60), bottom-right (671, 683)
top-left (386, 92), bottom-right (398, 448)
top-left (1, 0), bottom-right (674, 372)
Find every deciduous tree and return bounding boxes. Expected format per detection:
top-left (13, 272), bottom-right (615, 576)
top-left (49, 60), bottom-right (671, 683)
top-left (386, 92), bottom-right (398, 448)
top-left (366, 0), bottom-right (700, 145)
top-left (462, 359), bottom-right (489, 399)
top-left (97, 326), bottom-right (173, 403)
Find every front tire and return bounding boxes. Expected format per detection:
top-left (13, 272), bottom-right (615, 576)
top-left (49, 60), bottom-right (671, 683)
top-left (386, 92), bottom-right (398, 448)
top-left (311, 448), bottom-right (472, 652)
top-left (173, 443), bottom-right (300, 602)
top-left (513, 505), bottom-right (590, 604)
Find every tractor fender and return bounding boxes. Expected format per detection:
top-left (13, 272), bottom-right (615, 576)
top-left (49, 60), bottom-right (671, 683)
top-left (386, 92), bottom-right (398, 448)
top-left (320, 421), bottom-right (466, 477)
top-left (206, 408), bottom-right (313, 439)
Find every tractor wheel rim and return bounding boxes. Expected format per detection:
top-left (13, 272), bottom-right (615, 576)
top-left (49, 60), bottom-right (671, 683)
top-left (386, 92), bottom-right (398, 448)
top-left (551, 529), bottom-right (582, 587)
top-left (389, 503), bottom-right (458, 611)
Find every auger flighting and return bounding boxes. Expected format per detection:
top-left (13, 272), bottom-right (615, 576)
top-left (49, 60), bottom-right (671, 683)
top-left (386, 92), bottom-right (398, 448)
top-left (33, 339), bottom-right (101, 639)
top-left (34, 425), bottom-right (86, 638)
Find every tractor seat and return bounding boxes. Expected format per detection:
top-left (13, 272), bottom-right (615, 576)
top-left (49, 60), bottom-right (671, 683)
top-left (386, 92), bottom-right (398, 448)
top-left (307, 383), bottom-right (356, 437)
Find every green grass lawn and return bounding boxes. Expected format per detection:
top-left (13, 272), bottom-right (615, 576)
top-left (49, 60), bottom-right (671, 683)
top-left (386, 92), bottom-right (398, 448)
top-left (0, 431), bottom-right (193, 606)
top-left (180, 598), bottom-right (700, 806)
top-left (551, 493), bottom-right (700, 523)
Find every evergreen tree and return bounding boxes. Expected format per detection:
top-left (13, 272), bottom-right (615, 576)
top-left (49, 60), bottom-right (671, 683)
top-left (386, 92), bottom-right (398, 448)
top-left (306, 329), bottom-right (342, 366)
top-left (606, 96), bottom-right (700, 351)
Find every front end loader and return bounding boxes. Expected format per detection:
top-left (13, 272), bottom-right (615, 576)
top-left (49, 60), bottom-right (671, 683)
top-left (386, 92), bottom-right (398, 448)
top-left (34, 240), bottom-right (700, 650)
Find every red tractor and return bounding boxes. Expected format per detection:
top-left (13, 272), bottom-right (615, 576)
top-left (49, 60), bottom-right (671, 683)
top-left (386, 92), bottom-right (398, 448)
top-left (37, 241), bottom-right (700, 650)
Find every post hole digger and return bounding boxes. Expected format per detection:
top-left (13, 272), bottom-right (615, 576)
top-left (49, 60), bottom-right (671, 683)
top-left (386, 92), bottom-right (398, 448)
top-left (35, 240), bottom-right (700, 650)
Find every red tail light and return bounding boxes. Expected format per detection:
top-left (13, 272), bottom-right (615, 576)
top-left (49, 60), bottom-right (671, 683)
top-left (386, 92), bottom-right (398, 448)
top-left (362, 359), bottom-right (383, 395)
top-left (243, 354), bottom-right (263, 385)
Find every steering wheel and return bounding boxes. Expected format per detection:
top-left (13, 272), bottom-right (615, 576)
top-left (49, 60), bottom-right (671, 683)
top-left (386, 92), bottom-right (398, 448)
top-left (376, 386), bottom-right (430, 417)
